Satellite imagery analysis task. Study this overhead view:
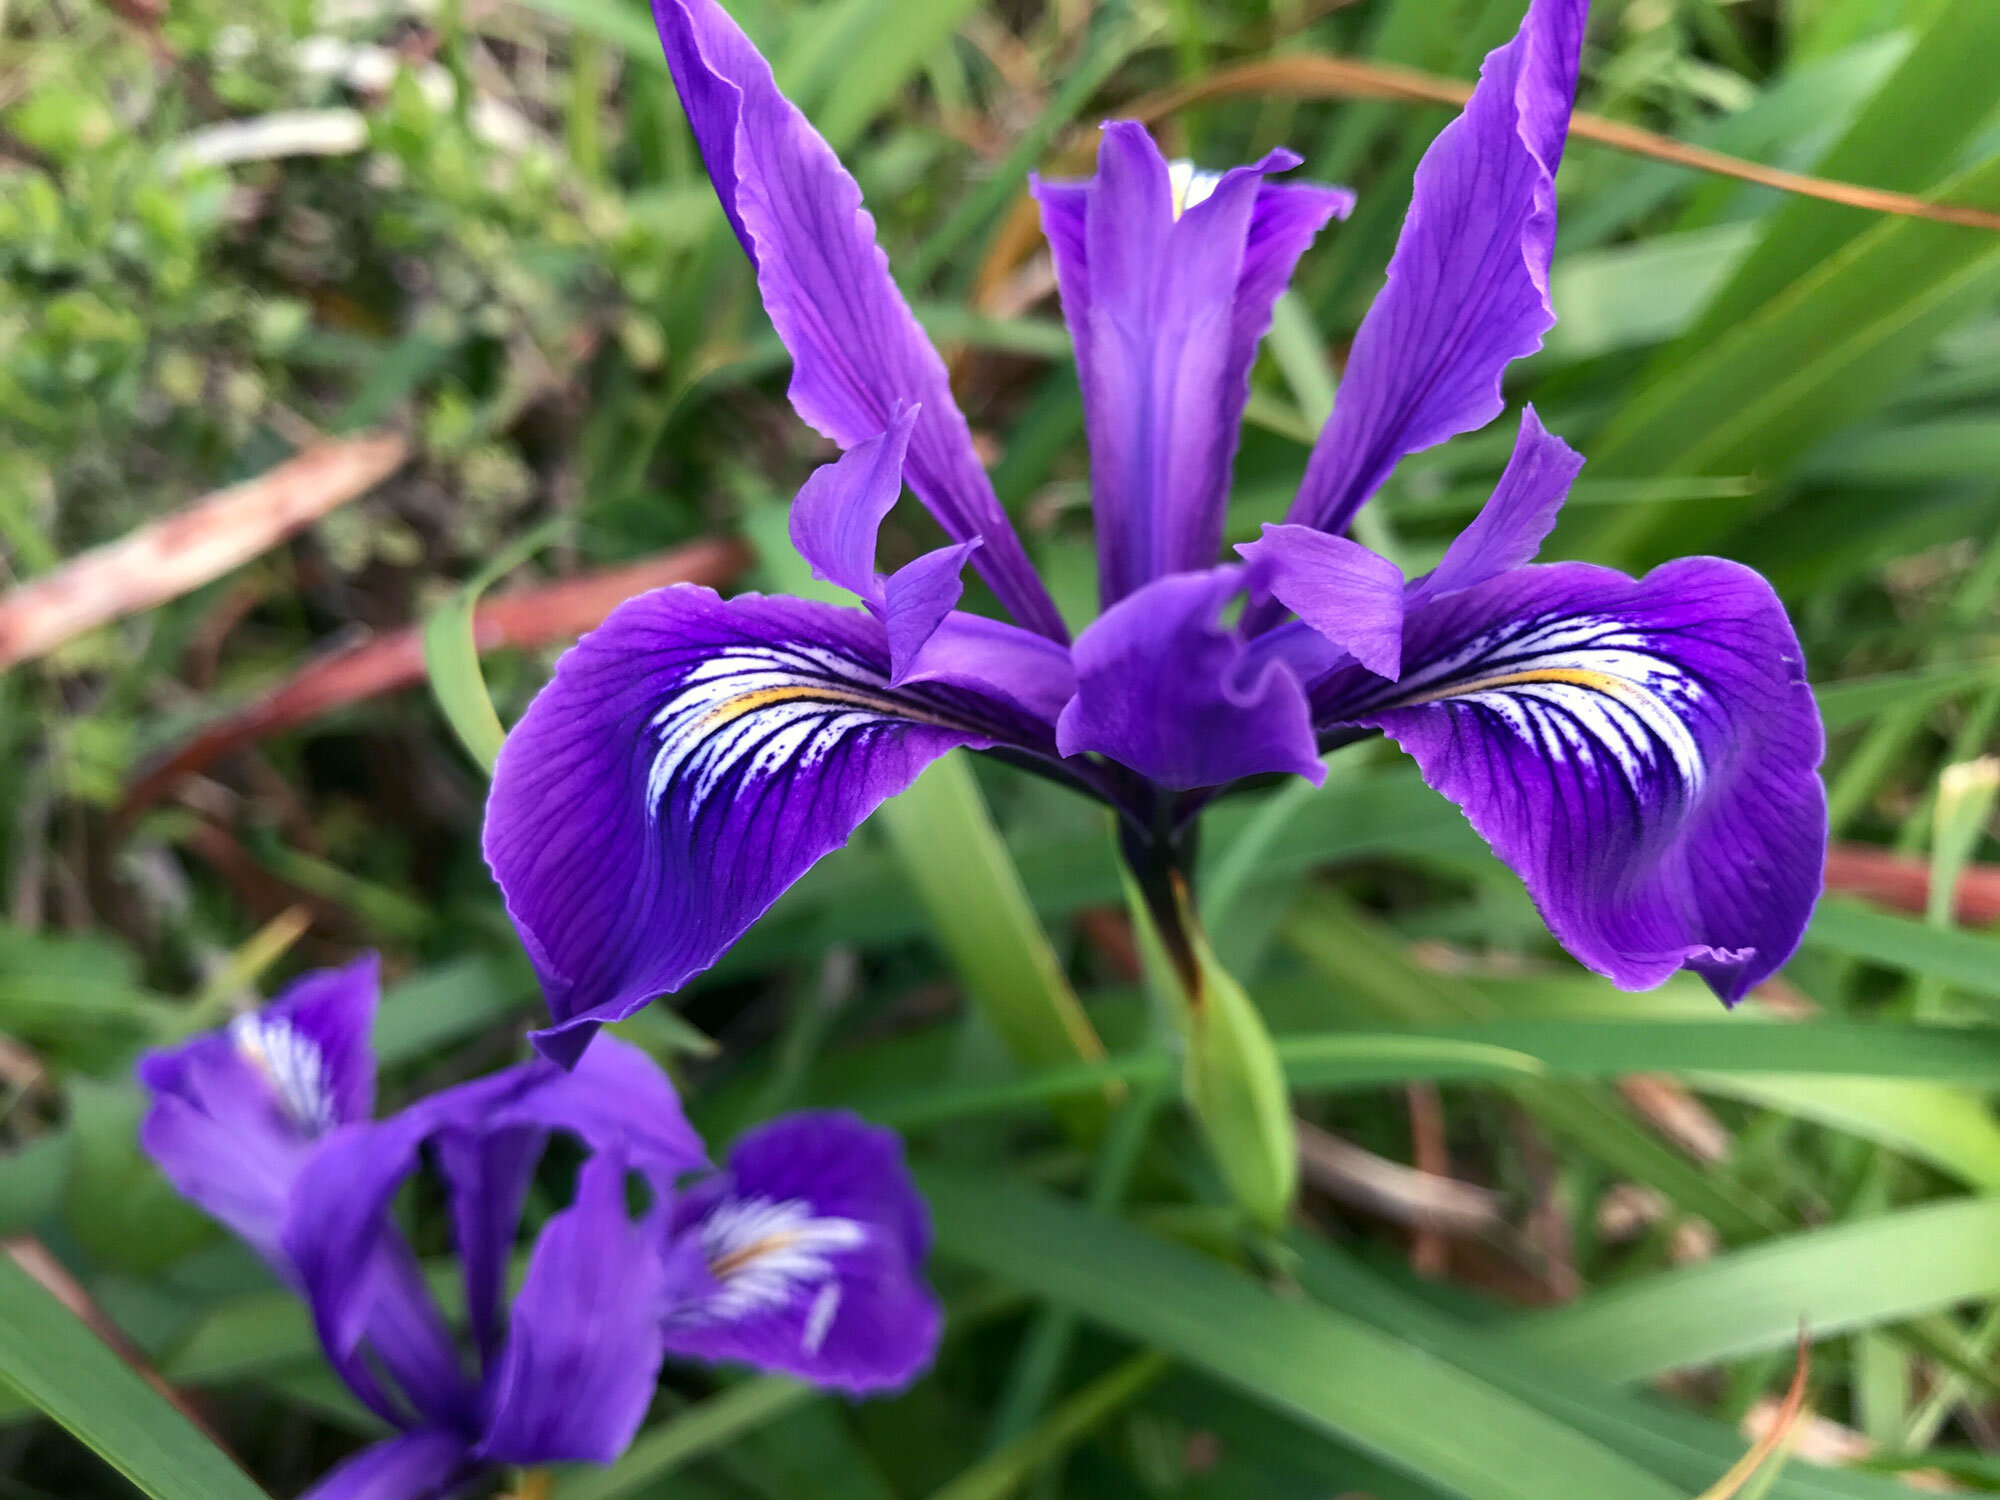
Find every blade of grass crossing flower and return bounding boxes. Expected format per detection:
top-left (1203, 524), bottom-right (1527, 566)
top-left (877, 755), bottom-right (1116, 1133)
top-left (423, 518), bottom-right (566, 774)
top-left (918, 1165), bottom-right (1686, 1500)
top-left (928, 1352), bottom-right (1170, 1500)
top-left (0, 1251), bottom-right (270, 1500)
top-left (1501, 1196), bottom-right (2000, 1383)
top-left (1123, 866), bottom-right (1296, 1230)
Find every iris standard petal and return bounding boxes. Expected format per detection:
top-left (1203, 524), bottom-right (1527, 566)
top-left (661, 1112), bottom-right (940, 1395)
top-left (1032, 125), bottom-right (1349, 603)
top-left (136, 955), bottom-right (380, 1265)
top-left (1413, 406), bottom-right (1583, 604)
top-left (1057, 568), bottom-right (1323, 790)
top-left (1314, 558), bottom-right (1826, 1002)
top-left (1236, 524), bottom-right (1406, 679)
top-left (1282, 0), bottom-right (1587, 542)
top-left (477, 1153), bottom-right (668, 1466)
top-left (651, 0), bottom-right (1064, 640)
top-left (296, 1429), bottom-right (472, 1500)
top-left (485, 586), bottom-right (1061, 1065)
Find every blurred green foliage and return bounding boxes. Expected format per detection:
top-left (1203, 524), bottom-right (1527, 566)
top-left (3, 0), bottom-right (2000, 1496)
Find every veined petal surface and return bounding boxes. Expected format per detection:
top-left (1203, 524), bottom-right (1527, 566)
top-left (661, 1112), bottom-right (940, 1395)
top-left (1314, 559), bottom-right (1826, 1001)
top-left (484, 586), bottom-right (1062, 1063)
top-left (477, 1153), bottom-right (668, 1465)
top-left (1280, 0), bottom-right (1587, 545)
top-left (1033, 126), bottom-right (1349, 603)
top-left (651, 0), bottom-right (1063, 639)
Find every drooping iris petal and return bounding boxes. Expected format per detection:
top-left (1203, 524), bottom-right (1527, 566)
top-left (1235, 525), bottom-right (1406, 679)
top-left (661, 1112), bottom-right (939, 1395)
top-left (1032, 125), bottom-right (1350, 604)
top-left (1282, 0), bottom-right (1587, 542)
top-left (1057, 568), bottom-right (1323, 790)
top-left (1413, 406), bottom-right (1583, 604)
top-left (1313, 558), bottom-right (1826, 1001)
top-left (136, 955), bottom-right (379, 1264)
top-left (484, 586), bottom-right (1058, 1065)
top-left (651, 0), bottom-right (1064, 641)
top-left (296, 1428), bottom-right (472, 1500)
top-left (477, 1153), bottom-right (667, 1466)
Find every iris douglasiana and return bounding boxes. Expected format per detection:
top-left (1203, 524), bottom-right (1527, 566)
top-left (484, 0), bottom-right (1825, 1068)
top-left (139, 958), bottom-right (938, 1498)
top-left (140, 0), bottom-right (1830, 1485)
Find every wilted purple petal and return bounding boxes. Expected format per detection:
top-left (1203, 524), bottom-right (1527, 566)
top-left (136, 956), bottom-right (379, 1265)
top-left (1282, 0), bottom-right (1587, 542)
top-left (661, 1113), bottom-right (939, 1395)
top-left (477, 1153), bottom-right (667, 1465)
top-left (1236, 525), bottom-right (1405, 679)
top-left (1413, 407), bottom-right (1582, 604)
top-left (1314, 558), bottom-right (1826, 1001)
top-left (1033, 125), bottom-right (1348, 603)
top-left (1057, 568), bottom-right (1322, 790)
top-left (484, 586), bottom-right (1059, 1064)
top-left (297, 1429), bottom-right (471, 1500)
top-left (651, 0), bottom-right (1063, 640)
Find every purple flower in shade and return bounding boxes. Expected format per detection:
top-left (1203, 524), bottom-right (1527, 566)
top-left (659, 1111), bottom-right (940, 1396)
top-left (140, 966), bottom-right (945, 1498)
top-left (137, 956), bottom-right (379, 1268)
top-left (482, 0), bottom-right (1826, 1065)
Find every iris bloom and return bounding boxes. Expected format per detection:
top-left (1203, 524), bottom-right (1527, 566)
top-left (138, 961), bottom-right (941, 1499)
top-left (484, 0), bottom-right (1825, 1067)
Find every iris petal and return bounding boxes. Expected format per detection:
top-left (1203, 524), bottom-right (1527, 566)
top-left (484, 586), bottom-right (1063, 1062)
top-left (661, 1112), bottom-right (939, 1395)
top-left (1278, 0), bottom-right (1586, 545)
top-left (1033, 126), bottom-right (1349, 603)
top-left (652, 0), bottom-right (1064, 640)
top-left (1315, 558), bottom-right (1826, 1001)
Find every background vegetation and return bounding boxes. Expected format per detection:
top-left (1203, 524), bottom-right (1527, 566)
top-left (4, 0), bottom-right (2000, 1495)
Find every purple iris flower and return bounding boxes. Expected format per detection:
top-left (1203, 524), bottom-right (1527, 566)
top-left (138, 963), bottom-right (942, 1498)
top-left (483, 0), bottom-right (1825, 1065)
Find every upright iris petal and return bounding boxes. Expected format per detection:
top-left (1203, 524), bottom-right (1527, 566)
top-left (1278, 0), bottom-right (1587, 544)
top-left (660, 1112), bottom-right (940, 1395)
top-left (1033, 126), bottom-right (1350, 604)
top-left (652, 0), bottom-right (1064, 641)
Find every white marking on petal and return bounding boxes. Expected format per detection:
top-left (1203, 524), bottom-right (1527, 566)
top-left (644, 645), bottom-right (955, 826)
top-left (229, 1014), bottom-right (336, 1134)
top-left (1168, 159), bottom-right (1224, 219)
top-left (690, 1194), bottom-right (868, 1352)
top-left (1385, 613), bottom-right (1707, 791)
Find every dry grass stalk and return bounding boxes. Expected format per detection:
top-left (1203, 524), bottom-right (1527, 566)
top-left (0, 432), bottom-right (408, 670)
